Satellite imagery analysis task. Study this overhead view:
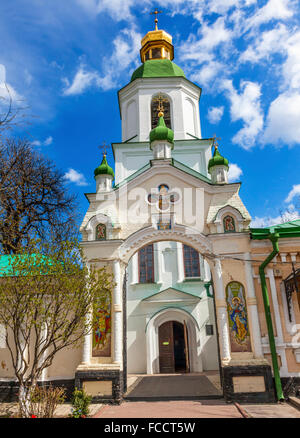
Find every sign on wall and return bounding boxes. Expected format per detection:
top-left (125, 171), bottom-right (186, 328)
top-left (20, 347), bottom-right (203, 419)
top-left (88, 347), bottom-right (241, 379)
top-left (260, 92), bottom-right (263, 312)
top-left (226, 281), bottom-right (252, 353)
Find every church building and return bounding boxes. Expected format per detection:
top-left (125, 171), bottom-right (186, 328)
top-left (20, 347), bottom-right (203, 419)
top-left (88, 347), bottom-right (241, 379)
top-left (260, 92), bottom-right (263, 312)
top-left (1, 19), bottom-right (300, 405)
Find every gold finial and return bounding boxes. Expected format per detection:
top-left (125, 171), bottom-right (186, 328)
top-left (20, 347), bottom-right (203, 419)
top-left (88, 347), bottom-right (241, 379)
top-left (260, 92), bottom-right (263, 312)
top-left (150, 8), bottom-right (162, 31)
top-left (212, 134), bottom-right (221, 150)
top-left (98, 141), bottom-right (109, 157)
top-left (153, 93), bottom-right (168, 117)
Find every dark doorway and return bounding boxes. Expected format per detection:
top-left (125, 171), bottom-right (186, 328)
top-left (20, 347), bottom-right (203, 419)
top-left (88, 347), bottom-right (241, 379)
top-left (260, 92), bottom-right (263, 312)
top-left (158, 321), bottom-right (189, 374)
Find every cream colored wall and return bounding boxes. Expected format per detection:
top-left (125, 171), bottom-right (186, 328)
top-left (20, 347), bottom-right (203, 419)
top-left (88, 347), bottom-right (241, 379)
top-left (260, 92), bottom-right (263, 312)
top-left (250, 241), bottom-right (300, 374)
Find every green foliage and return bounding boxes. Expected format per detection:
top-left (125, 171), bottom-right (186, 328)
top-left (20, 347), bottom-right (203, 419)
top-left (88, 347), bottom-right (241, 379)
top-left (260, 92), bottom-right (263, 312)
top-left (0, 237), bottom-right (114, 416)
top-left (70, 387), bottom-right (92, 418)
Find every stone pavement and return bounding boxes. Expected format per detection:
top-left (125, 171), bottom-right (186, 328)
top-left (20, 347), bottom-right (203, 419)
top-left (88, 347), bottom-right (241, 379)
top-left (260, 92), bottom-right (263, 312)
top-left (242, 402), bottom-right (300, 418)
top-left (93, 400), bottom-right (244, 418)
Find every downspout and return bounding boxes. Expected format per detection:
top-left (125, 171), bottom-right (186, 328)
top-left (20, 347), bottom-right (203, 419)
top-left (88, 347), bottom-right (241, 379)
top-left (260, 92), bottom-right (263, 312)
top-left (258, 232), bottom-right (284, 401)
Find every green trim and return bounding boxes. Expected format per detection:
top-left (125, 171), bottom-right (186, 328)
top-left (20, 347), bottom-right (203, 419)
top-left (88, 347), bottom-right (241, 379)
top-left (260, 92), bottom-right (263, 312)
top-left (182, 277), bottom-right (203, 282)
top-left (250, 219), bottom-right (300, 239)
top-left (142, 286), bottom-right (201, 301)
top-left (257, 232), bottom-right (284, 401)
top-left (172, 159), bottom-right (212, 184)
top-left (145, 306), bottom-right (200, 332)
top-left (124, 135), bottom-right (138, 143)
top-left (113, 163), bottom-right (151, 189)
top-left (131, 59), bottom-right (185, 82)
top-left (204, 282), bottom-right (213, 298)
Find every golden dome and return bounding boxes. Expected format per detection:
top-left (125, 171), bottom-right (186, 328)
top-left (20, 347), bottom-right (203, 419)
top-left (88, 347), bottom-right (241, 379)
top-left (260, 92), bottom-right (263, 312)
top-left (140, 28), bottom-right (174, 63)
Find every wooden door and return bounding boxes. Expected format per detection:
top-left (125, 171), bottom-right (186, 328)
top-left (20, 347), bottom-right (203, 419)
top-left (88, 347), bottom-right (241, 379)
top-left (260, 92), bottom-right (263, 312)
top-left (158, 321), bottom-right (175, 373)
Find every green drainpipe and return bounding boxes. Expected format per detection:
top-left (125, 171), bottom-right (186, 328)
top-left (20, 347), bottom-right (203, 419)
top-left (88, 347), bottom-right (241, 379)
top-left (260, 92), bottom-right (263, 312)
top-left (258, 232), bottom-right (284, 401)
top-left (204, 282), bottom-right (213, 298)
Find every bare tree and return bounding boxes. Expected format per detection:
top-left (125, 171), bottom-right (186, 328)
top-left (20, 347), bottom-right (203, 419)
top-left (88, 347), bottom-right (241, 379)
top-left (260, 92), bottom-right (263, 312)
top-left (0, 238), bottom-right (114, 417)
top-left (0, 83), bottom-right (28, 134)
top-left (0, 137), bottom-right (78, 254)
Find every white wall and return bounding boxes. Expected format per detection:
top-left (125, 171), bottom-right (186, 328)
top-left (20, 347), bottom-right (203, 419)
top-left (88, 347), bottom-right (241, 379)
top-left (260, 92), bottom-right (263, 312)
top-left (126, 241), bottom-right (219, 374)
top-left (119, 77), bottom-right (201, 143)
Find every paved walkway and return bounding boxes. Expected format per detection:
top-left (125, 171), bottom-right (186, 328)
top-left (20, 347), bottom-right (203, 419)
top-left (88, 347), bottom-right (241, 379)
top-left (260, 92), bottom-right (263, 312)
top-left (125, 374), bottom-right (222, 401)
top-left (94, 400), bottom-right (243, 418)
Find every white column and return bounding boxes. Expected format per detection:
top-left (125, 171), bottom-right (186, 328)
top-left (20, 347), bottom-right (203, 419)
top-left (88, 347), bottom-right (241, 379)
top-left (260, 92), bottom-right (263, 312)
top-left (244, 253), bottom-right (263, 358)
top-left (130, 252), bottom-right (139, 284)
top-left (267, 267), bottom-right (289, 375)
top-left (82, 310), bottom-right (92, 364)
top-left (203, 259), bottom-right (211, 282)
top-left (113, 260), bottom-right (123, 364)
top-left (212, 258), bottom-right (231, 363)
top-left (176, 242), bottom-right (184, 282)
top-left (154, 242), bottom-right (163, 284)
top-left (267, 268), bottom-right (284, 343)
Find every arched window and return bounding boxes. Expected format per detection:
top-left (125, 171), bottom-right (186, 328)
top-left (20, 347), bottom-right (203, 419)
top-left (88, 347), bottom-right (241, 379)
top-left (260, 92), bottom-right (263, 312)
top-left (151, 94), bottom-right (171, 129)
top-left (183, 245), bottom-right (200, 278)
top-left (138, 244), bottom-right (154, 283)
top-left (223, 215), bottom-right (236, 233)
top-left (96, 223), bottom-right (106, 240)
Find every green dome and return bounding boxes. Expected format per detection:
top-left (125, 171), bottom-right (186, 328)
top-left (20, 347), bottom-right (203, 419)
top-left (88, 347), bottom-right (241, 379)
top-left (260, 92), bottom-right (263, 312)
top-left (94, 155), bottom-right (114, 178)
top-left (150, 115), bottom-right (174, 146)
top-left (131, 59), bottom-right (185, 82)
top-left (208, 148), bottom-right (229, 172)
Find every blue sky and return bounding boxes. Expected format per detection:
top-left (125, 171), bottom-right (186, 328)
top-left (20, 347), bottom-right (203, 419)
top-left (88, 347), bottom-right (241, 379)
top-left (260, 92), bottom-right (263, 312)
top-left (0, 0), bottom-right (300, 227)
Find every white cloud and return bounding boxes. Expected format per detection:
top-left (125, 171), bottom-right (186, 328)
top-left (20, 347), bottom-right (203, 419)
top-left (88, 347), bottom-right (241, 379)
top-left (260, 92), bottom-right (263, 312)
top-left (228, 163), bottom-right (243, 182)
top-left (31, 136), bottom-right (53, 147)
top-left (62, 64), bottom-right (102, 96)
top-left (250, 208), bottom-right (300, 227)
top-left (180, 17), bottom-right (233, 61)
top-left (285, 184), bottom-right (300, 203)
top-left (207, 106), bottom-right (224, 124)
top-left (62, 26), bottom-right (141, 95)
top-left (264, 92), bottom-right (300, 145)
top-left (76, 0), bottom-right (136, 21)
top-left (64, 168), bottom-right (88, 186)
top-left (221, 79), bottom-right (264, 149)
top-left (282, 30), bottom-right (300, 90)
top-left (245, 0), bottom-right (294, 30)
top-left (240, 24), bottom-right (288, 63)
top-left (44, 136), bottom-right (53, 146)
top-left (0, 64), bottom-right (22, 102)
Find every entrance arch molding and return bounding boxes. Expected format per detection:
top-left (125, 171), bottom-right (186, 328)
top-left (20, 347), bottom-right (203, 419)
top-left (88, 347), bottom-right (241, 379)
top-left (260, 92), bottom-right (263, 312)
top-left (145, 307), bottom-right (203, 375)
top-left (119, 224), bottom-right (213, 264)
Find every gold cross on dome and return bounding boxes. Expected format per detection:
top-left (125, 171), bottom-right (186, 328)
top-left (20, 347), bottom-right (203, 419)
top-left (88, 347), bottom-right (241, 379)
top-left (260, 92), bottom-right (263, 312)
top-left (98, 142), bottom-right (109, 156)
top-left (153, 93), bottom-right (168, 117)
top-left (211, 134), bottom-right (221, 149)
top-left (150, 8), bottom-right (163, 31)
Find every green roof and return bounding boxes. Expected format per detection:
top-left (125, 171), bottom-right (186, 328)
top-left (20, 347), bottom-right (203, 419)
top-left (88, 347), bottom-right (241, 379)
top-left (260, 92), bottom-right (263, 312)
top-left (208, 148), bottom-right (229, 172)
top-left (150, 115), bottom-right (174, 145)
top-left (131, 59), bottom-right (185, 82)
top-left (94, 155), bottom-right (114, 178)
top-left (0, 254), bottom-right (52, 277)
top-left (251, 219), bottom-right (300, 240)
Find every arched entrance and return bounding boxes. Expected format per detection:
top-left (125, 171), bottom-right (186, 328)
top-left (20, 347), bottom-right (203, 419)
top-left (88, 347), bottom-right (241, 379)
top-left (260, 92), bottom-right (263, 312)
top-left (145, 307), bottom-right (203, 374)
top-left (159, 321), bottom-right (189, 374)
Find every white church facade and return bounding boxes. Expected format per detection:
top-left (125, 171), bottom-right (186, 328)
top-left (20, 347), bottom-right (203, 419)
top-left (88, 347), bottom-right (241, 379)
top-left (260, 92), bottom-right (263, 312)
top-left (1, 20), bottom-right (300, 405)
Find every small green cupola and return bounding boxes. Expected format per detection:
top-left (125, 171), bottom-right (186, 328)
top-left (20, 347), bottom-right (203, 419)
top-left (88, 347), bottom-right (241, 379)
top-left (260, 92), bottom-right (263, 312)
top-left (208, 145), bottom-right (229, 184)
top-left (94, 154), bottom-right (114, 192)
top-left (150, 111), bottom-right (174, 159)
